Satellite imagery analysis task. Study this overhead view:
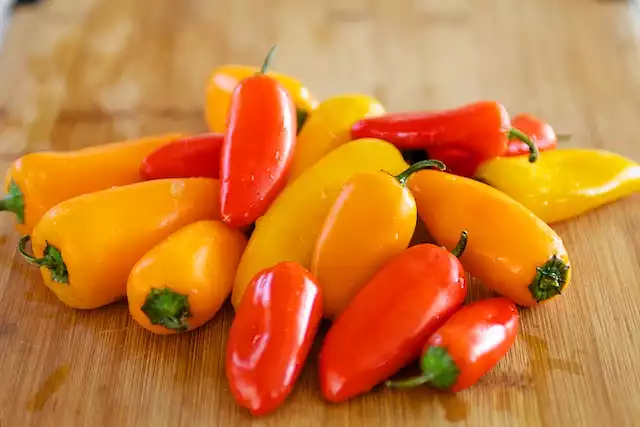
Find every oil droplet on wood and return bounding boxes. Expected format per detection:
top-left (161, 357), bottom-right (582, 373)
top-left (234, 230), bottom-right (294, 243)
top-left (522, 334), bottom-right (584, 376)
top-left (436, 393), bottom-right (468, 422)
top-left (27, 365), bottom-right (70, 411)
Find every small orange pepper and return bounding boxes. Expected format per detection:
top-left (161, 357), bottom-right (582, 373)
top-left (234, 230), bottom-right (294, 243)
top-left (18, 178), bottom-right (220, 309)
top-left (127, 220), bottom-right (246, 334)
top-left (311, 160), bottom-right (445, 318)
top-left (1, 133), bottom-right (183, 235)
top-left (408, 170), bottom-right (571, 307)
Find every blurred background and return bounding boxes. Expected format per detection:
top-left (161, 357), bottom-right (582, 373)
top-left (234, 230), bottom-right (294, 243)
top-left (0, 0), bottom-right (638, 161)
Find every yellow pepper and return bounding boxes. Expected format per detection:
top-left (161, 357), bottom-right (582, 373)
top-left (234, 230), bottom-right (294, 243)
top-left (287, 94), bottom-right (385, 181)
top-left (231, 138), bottom-right (408, 308)
top-left (204, 64), bottom-right (317, 133)
top-left (311, 160), bottom-right (445, 318)
top-left (475, 148), bottom-right (640, 224)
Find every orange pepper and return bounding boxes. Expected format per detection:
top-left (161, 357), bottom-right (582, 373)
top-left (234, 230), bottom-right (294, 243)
top-left (1, 133), bottom-right (183, 235)
top-left (204, 64), bottom-right (317, 134)
top-left (127, 220), bottom-right (246, 334)
top-left (18, 178), bottom-right (220, 309)
top-left (408, 170), bottom-right (571, 307)
top-left (311, 160), bottom-right (445, 318)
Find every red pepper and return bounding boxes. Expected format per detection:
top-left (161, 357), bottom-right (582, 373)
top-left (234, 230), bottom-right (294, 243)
top-left (351, 100), bottom-right (538, 163)
top-left (139, 133), bottom-right (223, 180)
top-left (318, 232), bottom-right (469, 403)
top-left (386, 298), bottom-right (519, 392)
top-left (220, 46), bottom-right (297, 228)
top-left (226, 262), bottom-right (322, 416)
top-left (505, 113), bottom-right (559, 156)
top-left (427, 147), bottom-right (482, 178)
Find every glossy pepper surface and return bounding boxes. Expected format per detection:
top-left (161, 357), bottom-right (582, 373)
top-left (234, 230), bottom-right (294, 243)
top-left (127, 220), bottom-right (246, 334)
top-left (1, 133), bottom-right (183, 235)
top-left (386, 298), bottom-right (519, 392)
top-left (426, 113), bottom-right (561, 178)
top-left (409, 170), bottom-right (571, 307)
top-left (351, 100), bottom-right (539, 163)
top-left (288, 94), bottom-right (385, 181)
top-left (475, 148), bottom-right (640, 224)
top-left (311, 160), bottom-right (445, 318)
top-left (232, 138), bottom-right (408, 308)
top-left (205, 64), bottom-right (317, 134)
top-left (319, 235), bottom-right (468, 403)
top-left (505, 113), bottom-right (560, 156)
top-left (140, 133), bottom-right (223, 180)
top-left (19, 178), bottom-right (220, 309)
top-left (220, 47), bottom-right (297, 228)
top-left (226, 262), bottom-right (322, 416)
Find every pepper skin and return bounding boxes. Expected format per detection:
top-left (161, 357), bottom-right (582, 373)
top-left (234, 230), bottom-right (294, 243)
top-left (220, 47), bottom-right (297, 228)
top-left (351, 100), bottom-right (539, 163)
top-left (226, 262), bottom-right (322, 416)
top-left (311, 160), bottom-right (445, 318)
top-left (505, 113), bottom-right (559, 156)
top-left (232, 138), bottom-right (408, 308)
top-left (386, 298), bottom-right (519, 392)
top-left (205, 64), bottom-right (317, 134)
top-left (288, 94), bottom-right (385, 181)
top-left (426, 113), bottom-right (560, 178)
top-left (409, 170), bottom-right (571, 307)
top-left (475, 148), bottom-right (640, 224)
top-left (1, 133), bottom-right (183, 235)
top-left (18, 178), bottom-right (220, 309)
top-left (319, 235), bottom-right (468, 403)
top-left (140, 133), bottom-right (223, 180)
top-left (127, 220), bottom-right (246, 334)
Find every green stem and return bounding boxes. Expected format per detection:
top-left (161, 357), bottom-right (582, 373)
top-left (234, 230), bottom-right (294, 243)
top-left (451, 230), bottom-right (468, 258)
top-left (394, 160), bottom-right (446, 186)
top-left (528, 255), bottom-right (570, 302)
top-left (507, 128), bottom-right (539, 163)
top-left (385, 374), bottom-right (434, 389)
top-left (296, 108), bottom-right (308, 134)
top-left (141, 288), bottom-right (192, 332)
top-left (18, 235), bottom-right (69, 284)
top-left (260, 45), bottom-right (277, 74)
top-left (385, 346), bottom-right (460, 391)
top-left (556, 134), bottom-right (572, 142)
top-left (1, 179), bottom-right (25, 224)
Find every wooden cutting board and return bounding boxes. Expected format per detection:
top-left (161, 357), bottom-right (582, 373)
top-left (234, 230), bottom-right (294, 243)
top-left (0, 0), bottom-right (638, 426)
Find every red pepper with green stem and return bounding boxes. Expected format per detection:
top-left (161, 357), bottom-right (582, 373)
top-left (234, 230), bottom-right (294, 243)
top-left (226, 262), bottom-right (323, 416)
top-left (318, 231), bottom-right (469, 403)
top-left (386, 297), bottom-right (519, 392)
top-left (220, 46), bottom-right (297, 228)
top-left (139, 133), bottom-right (224, 180)
top-left (426, 113), bottom-right (566, 177)
top-left (351, 100), bottom-right (539, 164)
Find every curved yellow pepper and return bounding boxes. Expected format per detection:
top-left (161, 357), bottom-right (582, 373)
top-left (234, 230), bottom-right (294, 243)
top-left (204, 64), bottom-right (318, 133)
top-left (475, 148), bottom-right (640, 224)
top-left (231, 138), bottom-right (408, 308)
top-left (288, 94), bottom-right (385, 181)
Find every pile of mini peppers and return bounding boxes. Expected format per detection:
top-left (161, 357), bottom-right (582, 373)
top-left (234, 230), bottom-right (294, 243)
top-left (2, 46), bottom-right (640, 417)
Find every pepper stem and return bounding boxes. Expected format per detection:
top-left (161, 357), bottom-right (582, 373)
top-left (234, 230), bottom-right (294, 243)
top-left (18, 235), bottom-right (69, 284)
top-left (385, 375), bottom-right (434, 389)
top-left (0, 179), bottom-right (25, 224)
top-left (260, 45), bottom-right (277, 74)
top-left (296, 108), bottom-right (308, 134)
top-left (507, 128), bottom-right (539, 163)
top-left (451, 230), bottom-right (468, 258)
top-left (385, 346), bottom-right (460, 391)
top-left (528, 255), bottom-right (570, 302)
top-left (141, 288), bottom-right (192, 332)
top-left (394, 160), bottom-right (446, 186)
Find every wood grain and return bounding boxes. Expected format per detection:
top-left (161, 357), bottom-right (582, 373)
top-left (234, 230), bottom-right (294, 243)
top-left (0, 0), bottom-right (639, 426)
